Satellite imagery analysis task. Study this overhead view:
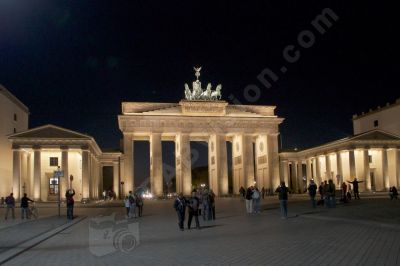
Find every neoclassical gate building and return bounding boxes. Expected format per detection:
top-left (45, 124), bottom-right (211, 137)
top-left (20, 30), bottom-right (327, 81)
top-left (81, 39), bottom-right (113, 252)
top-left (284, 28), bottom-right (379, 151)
top-left (118, 100), bottom-right (283, 196)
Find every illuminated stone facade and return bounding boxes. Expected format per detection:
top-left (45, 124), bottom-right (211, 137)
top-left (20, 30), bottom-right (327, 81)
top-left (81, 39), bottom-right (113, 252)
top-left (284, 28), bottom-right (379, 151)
top-left (118, 100), bottom-right (284, 196)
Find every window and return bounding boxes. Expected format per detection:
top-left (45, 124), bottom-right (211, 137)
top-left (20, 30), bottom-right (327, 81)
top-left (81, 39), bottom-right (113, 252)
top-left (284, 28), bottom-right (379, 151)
top-left (49, 157), bottom-right (59, 167)
top-left (373, 120), bottom-right (379, 127)
top-left (369, 155), bottom-right (372, 163)
top-left (14, 113), bottom-right (17, 121)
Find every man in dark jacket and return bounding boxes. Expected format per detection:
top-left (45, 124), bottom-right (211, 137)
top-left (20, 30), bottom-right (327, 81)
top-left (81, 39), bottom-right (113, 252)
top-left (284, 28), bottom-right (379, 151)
top-left (308, 180), bottom-right (317, 208)
top-left (275, 181), bottom-right (289, 219)
top-left (348, 178), bottom-right (363, 199)
top-left (188, 190), bottom-right (200, 230)
top-left (65, 189), bottom-right (75, 220)
top-left (173, 193), bottom-right (186, 231)
top-left (245, 186), bottom-right (254, 214)
top-left (21, 193), bottom-right (34, 219)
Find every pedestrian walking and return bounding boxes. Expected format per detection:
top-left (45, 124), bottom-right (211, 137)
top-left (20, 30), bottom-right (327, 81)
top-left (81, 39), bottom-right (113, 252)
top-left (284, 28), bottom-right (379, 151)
top-left (275, 181), bottom-right (289, 219)
top-left (188, 190), bottom-right (200, 230)
top-left (20, 193), bottom-right (34, 219)
top-left (308, 180), bottom-right (317, 208)
top-left (173, 193), bottom-right (186, 231)
top-left (4, 193), bottom-right (15, 220)
top-left (245, 186), bottom-right (254, 214)
top-left (261, 187), bottom-right (266, 199)
top-left (202, 189), bottom-right (210, 221)
top-left (65, 188), bottom-right (75, 219)
top-left (347, 178), bottom-right (363, 199)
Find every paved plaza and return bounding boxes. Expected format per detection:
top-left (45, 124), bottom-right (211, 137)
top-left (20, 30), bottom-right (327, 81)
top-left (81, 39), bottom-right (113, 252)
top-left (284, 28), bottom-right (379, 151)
top-left (0, 194), bottom-right (400, 266)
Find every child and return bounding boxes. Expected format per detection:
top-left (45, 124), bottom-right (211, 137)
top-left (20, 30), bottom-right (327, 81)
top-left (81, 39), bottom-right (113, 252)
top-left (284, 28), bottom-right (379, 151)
top-left (124, 196), bottom-right (131, 218)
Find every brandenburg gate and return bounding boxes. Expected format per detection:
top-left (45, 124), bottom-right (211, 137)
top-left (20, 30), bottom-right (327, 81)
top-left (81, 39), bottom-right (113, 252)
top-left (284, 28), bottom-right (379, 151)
top-left (118, 68), bottom-right (284, 196)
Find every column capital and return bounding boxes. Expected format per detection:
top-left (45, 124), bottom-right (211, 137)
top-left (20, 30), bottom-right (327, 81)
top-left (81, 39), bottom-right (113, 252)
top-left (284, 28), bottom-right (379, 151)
top-left (81, 145), bottom-right (90, 151)
top-left (32, 145), bottom-right (41, 151)
top-left (12, 144), bottom-right (20, 151)
top-left (60, 146), bottom-right (69, 151)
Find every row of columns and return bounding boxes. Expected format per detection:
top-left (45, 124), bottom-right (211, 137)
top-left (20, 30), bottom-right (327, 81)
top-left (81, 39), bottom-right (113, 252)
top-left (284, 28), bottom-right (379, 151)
top-left (281, 148), bottom-right (400, 192)
top-left (12, 146), bottom-right (102, 201)
top-left (122, 133), bottom-right (280, 196)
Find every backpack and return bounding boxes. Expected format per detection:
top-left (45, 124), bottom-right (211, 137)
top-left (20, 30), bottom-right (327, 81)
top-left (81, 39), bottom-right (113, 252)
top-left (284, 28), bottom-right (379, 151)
top-left (129, 195), bottom-right (135, 204)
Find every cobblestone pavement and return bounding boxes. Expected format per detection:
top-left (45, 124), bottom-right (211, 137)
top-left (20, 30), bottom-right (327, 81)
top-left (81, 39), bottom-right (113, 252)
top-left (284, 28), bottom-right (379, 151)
top-left (1, 195), bottom-right (400, 266)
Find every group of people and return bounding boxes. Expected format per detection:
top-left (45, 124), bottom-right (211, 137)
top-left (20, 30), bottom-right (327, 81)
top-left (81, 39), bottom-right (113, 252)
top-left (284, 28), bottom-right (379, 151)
top-left (4, 192), bottom-right (35, 220)
top-left (242, 186), bottom-right (262, 214)
top-left (124, 191), bottom-right (144, 218)
top-left (173, 188), bottom-right (216, 231)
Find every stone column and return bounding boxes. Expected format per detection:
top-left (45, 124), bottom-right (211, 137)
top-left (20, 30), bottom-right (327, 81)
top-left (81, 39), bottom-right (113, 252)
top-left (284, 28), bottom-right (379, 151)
top-left (281, 160), bottom-right (289, 186)
top-left (243, 135), bottom-right (255, 188)
top-left (150, 133), bottom-right (163, 197)
top-left (255, 134), bottom-right (268, 190)
top-left (268, 134), bottom-right (280, 190)
top-left (82, 149), bottom-right (90, 199)
top-left (113, 161), bottom-right (120, 198)
top-left (123, 133), bottom-right (134, 193)
top-left (175, 134), bottom-right (192, 195)
top-left (291, 162), bottom-right (298, 192)
top-left (336, 151), bottom-right (343, 185)
top-left (61, 148), bottom-right (69, 200)
top-left (382, 148), bottom-right (389, 190)
top-left (325, 154), bottom-right (331, 180)
top-left (208, 134), bottom-right (228, 196)
top-left (232, 134), bottom-right (254, 192)
top-left (12, 148), bottom-right (21, 199)
top-left (33, 148), bottom-right (41, 201)
top-left (315, 156), bottom-right (321, 184)
top-left (363, 149), bottom-right (371, 191)
top-left (397, 149), bottom-right (400, 187)
top-left (297, 160), bottom-right (304, 193)
top-left (349, 149), bottom-right (356, 179)
top-left (306, 158), bottom-right (313, 181)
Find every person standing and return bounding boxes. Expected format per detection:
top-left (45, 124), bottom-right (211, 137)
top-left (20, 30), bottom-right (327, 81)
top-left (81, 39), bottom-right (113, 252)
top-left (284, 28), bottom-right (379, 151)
top-left (328, 179), bottom-right (336, 208)
top-left (245, 186), bottom-right (254, 214)
top-left (318, 182), bottom-right (325, 205)
top-left (128, 191), bottom-right (136, 218)
top-left (188, 190), bottom-right (200, 230)
top-left (341, 182), bottom-right (348, 203)
top-left (239, 186), bottom-right (246, 199)
top-left (390, 186), bottom-right (398, 200)
top-left (275, 181), bottom-right (289, 219)
top-left (261, 187), bottom-right (266, 199)
top-left (124, 196), bottom-right (131, 218)
top-left (308, 180), bottom-right (317, 208)
top-left (209, 189), bottom-right (216, 220)
top-left (20, 193), bottom-right (34, 219)
top-left (347, 178), bottom-right (363, 199)
top-left (323, 181), bottom-right (330, 208)
top-left (202, 189), bottom-right (210, 221)
top-left (174, 193), bottom-right (186, 231)
top-left (252, 187), bottom-right (261, 214)
top-left (65, 188), bottom-right (75, 219)
top-left (5, 193), bottom-right (15, 220)
top-left (136, 194), bottom-right (144, 217)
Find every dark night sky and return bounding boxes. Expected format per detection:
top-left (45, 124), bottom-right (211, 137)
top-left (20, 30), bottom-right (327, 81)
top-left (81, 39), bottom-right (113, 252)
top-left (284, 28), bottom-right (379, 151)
top-left (1, 1), bottom-right (399, 152)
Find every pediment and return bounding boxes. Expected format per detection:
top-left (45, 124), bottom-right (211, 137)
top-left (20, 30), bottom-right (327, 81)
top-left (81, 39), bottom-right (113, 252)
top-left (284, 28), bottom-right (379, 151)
top-left (351, 130), bottom-right (400, 141)
top-left (9, 124), bottom-right (92, 140)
